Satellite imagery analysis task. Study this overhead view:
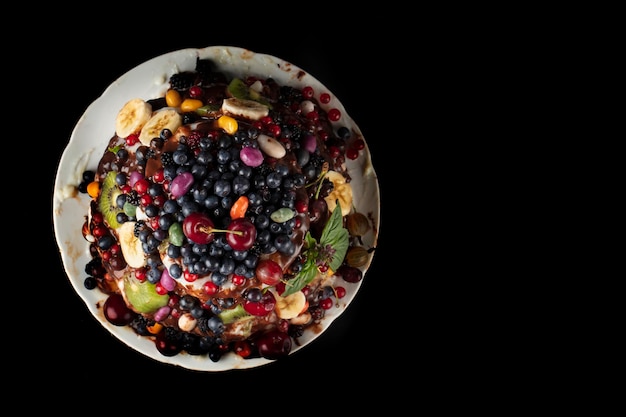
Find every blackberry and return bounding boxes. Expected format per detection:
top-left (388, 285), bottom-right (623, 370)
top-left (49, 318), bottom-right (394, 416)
top-left (195, 57), bottom-right (216, 74)
top-left (280, 123), bottom-right (303, 142)
top-left (279, 85), bottom-right (303, 104)
top-left (198, 71), bottom-right (228, 86)
top-left (288, 324), bottom-right (305, 339)
top-left (169, 72), bottom-right (196, 91)
top-left (126, 190), bottom-right (140, 205)
top-left (160, 151), bottom-right (174, 167)
top-left (182, 111), bottom-right (199, 125)
top-left (181, 333), bottom-right (208, 355)
top-left (308, 152), bottom-right (325, 169)
top-left (84, 258), bottom-right (104, 277)
top-left (256, 162), bottom-right (273, 178)
top-left (133, 219), bottom-right (146, 236)
top-left (184, 130), bottom-right (202, 149)
top-left (164, 326), bottom-right (183, 343)
top-left (196, 316), bottom-right (211, 334)
top-left (129, 315), bottom-right (153, 336)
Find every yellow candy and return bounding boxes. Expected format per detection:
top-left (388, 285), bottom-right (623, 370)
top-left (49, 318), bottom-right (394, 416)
top-left (87, 181), bottom-right (100, 198)
top-left (180, 98), bottom-right (203, 112)
top-left (165, 89), bottom-right (182, 107)
top-left (217, 115), bottom-right (238, 134)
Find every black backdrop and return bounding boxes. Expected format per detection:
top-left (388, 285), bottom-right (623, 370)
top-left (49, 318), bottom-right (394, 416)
top-left (43, 36), bottom-right (390, 391)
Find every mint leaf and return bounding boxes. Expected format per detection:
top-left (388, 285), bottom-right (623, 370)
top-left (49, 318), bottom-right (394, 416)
top-left (281, 200), bottom-right (350, 296)
top-left (282, 258), bottom-right (317, 297)
top-left (321, 200), bottom-right (349, 272)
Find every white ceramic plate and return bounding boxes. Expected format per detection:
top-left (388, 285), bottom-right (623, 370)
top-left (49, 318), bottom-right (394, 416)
top-left (52, 46), bottom-right (379, 371)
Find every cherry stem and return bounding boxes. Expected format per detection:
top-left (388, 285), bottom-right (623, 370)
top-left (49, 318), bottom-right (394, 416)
top-left (199, 225), bottom-right (244, 236)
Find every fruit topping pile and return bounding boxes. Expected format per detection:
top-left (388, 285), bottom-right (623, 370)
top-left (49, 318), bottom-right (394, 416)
top-left (78, 57), bottom-right (375, 363)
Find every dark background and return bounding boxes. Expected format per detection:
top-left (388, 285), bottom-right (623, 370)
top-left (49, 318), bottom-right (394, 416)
top-left (40, 32), bottom-right (395, 393)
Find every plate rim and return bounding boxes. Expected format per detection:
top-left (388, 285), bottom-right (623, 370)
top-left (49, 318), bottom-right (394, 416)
top-left (52, 45), bottom-right (380, 371)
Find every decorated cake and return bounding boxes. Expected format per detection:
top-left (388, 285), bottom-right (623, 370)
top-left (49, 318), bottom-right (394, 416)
top-left (77, 54), bottom-right (376, 363)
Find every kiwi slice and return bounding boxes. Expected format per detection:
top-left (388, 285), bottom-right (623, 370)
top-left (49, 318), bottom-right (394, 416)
top-left (98, 171), bottom-right (123, 230)
top-left (218, 304), bottom-right (251, 324)
top-left (123, 272), bottom-right (169, 314)
top-left (226, 78), bottom-right (271, 108)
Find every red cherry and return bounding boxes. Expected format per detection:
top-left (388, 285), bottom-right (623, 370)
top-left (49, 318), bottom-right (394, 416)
top-left (256, 329), bottom-right (292, 360)
top-left (243, 291), bottom-right (276, 316)
top-left (182, 212), bottom-right (216, 244)
top-left (183, 212), bottom-right (253, 247)
top-left (103, 294), bottom-right (135, 326)
top-left (255, 259), bottom-right (283, 286)
top-left (226, 218), bottom-right (256, 250)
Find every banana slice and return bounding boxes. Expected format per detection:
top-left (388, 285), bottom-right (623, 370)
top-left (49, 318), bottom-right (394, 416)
top-left (115, 98), bottom-right (153, 138)
top-left (221, 97), bottom-right (269, 120)
top-left (324, 170), bottom-right (353, 216)
top-left (274, 290), bottom-right (308, 319)
top-left (117, 221), bottom-right (146, 268)
top-left (138, 108), bottom-right (183, 146)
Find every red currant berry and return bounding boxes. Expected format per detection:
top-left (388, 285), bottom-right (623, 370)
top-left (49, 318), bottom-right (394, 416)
top-left (302, 86), bottom-right (314, 99)
top-left (234, 341), bottom-right (252, 358)
top-left (268, 124), bottom-right (281, 137)
top-left (134, 178), bottom-right (149, 195)
top-left (92, 225), bottom-right (108, 238)
top-left (278, 319), bottom-right (289, 333)
top-left (231, 274), bottom-right (246, 286)
top-left (335, 286), bottom-right (347, 298)
top-left (346, 147), bottom-right (359, 160)
top-left (189, 85), bottom-right (203, 98)
top-left (126, 134), bottom-right (139, 146)
top-left (275, 281), bottom-right (286, 295)
top-left (155, 282), bottom-right (168, 295)
top-left (153, 168), bottom-right (165, 183)
top-left (320, 93), bottom-right (331, 104)
top-left (168, 294), bottom-right (180, 307)
top-left (135, 268), bottom-right (147, 282)
top-left (306, 111), bottom-right (319, 121)
top-left (140, 194), bottom-right (153, 206)
top-left (184, 270), bottom-right (198, 282)
top-left (203, 281), bottom-right (219, 295)
top-left (153, 194), bottom-right (166, 207)
top-left (328, 108), bottom-right (341, 121)
top-left (295, 200), bottom-right (308, 213)
top-left (320, 297), bottom-right (334, 310)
